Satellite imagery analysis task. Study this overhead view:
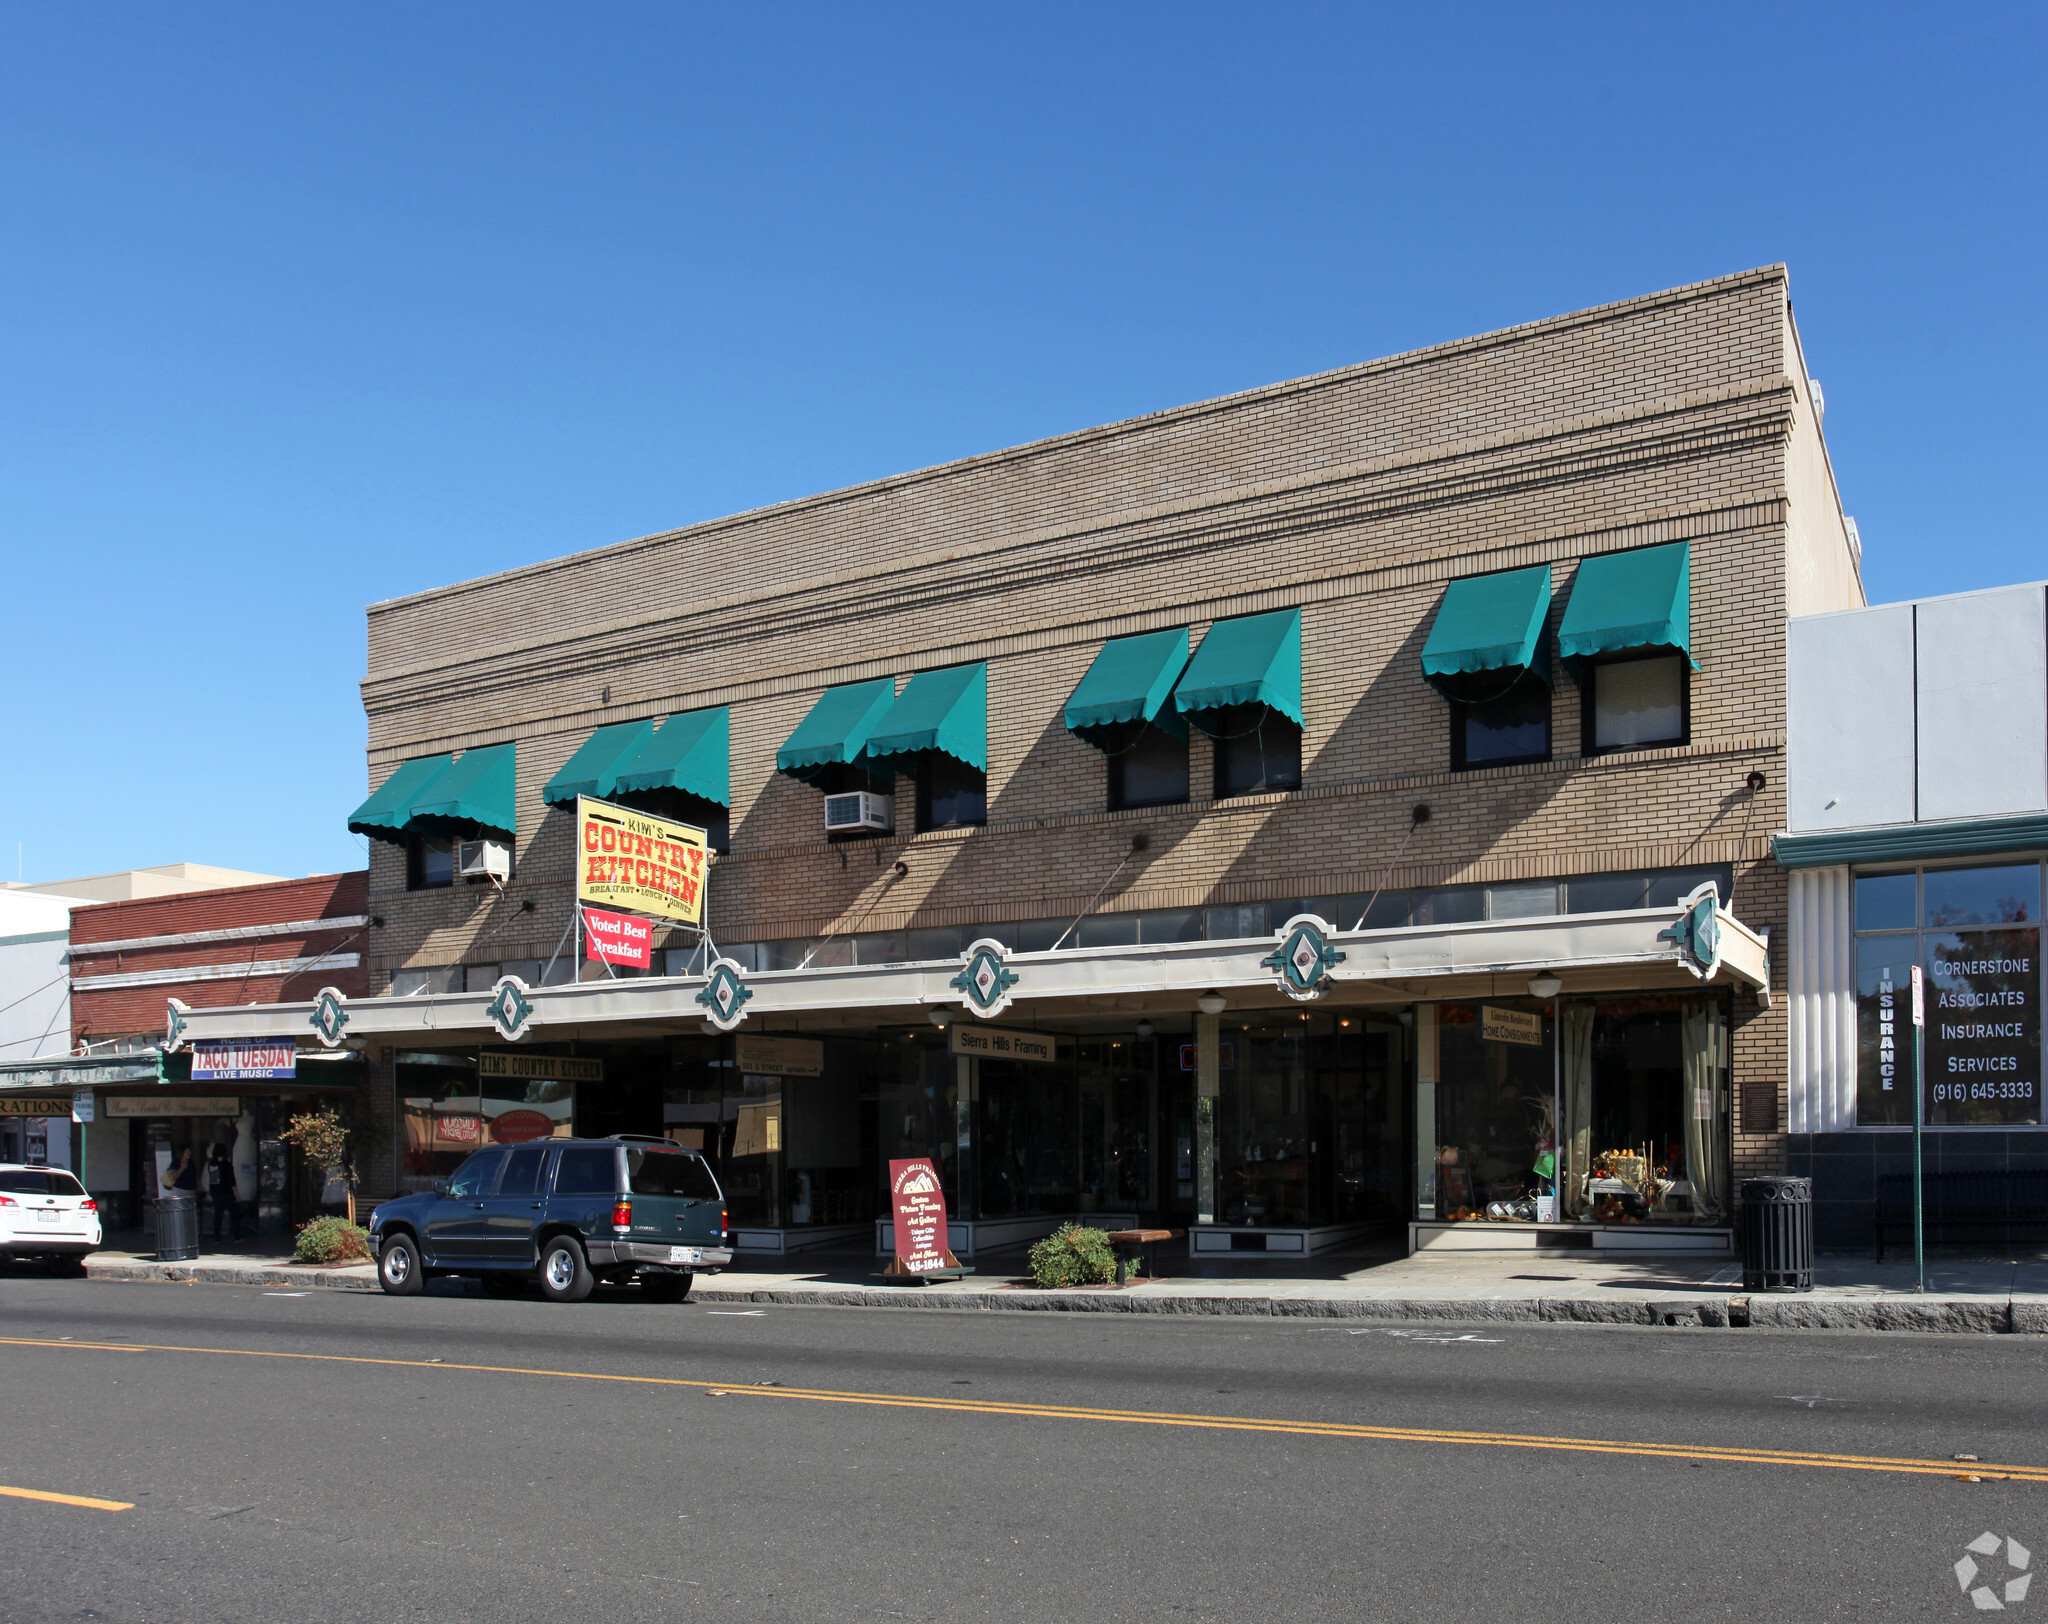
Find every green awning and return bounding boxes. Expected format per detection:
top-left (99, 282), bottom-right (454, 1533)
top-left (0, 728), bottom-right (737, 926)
top-left (1172, 608), bottom-right (1302, 732)
top-left (864, 664), bottom-right (987, 773)
top-left (542, 721), bottom-right (655, 810)
top-left (1420, 565), bottom-right (1552, 701)
top-left (776, 679), bottom-right (899, 783)
top-left (406, 743), bottom-right (518, 838)
top-left (1557, 541), bottom-right (1697, 669)
top-left (346, 755), bottom-right (454, 845)
top-left (1064, 629), bottom-right (1190, 751)
top-left (609, 707), bottom-right (730, 807)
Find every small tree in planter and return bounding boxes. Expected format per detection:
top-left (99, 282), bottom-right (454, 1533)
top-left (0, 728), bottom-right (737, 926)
top-left (280, 1106), bottom-right (357, 1224)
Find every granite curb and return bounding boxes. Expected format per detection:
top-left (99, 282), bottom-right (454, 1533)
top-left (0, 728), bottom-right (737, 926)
top-left (77, 1257), bottom-right (2048, 1332)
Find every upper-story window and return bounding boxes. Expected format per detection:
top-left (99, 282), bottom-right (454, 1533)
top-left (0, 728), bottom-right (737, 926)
top-left (1583, 654), bottom-right (1687, 754)
top-left (408, 832), bottom-right (455, 890)
top-left (916, 754), bottom-right (987, 831)
top-left (1105, 722), bottom-right (1189, 810)
top-left (1451, 676), bottom-right (1551, 770)
top-left (1208, 703), bottom-right (1302, 798)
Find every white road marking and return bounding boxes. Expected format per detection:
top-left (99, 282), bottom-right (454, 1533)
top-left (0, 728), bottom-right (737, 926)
top-left (706, 1309), bottom-right (765, 1316)
top-left (1350, 1329), bottom-right (1502, 1343)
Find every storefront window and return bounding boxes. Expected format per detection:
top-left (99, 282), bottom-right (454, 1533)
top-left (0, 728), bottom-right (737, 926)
top-left (978, 1058), bottom-right (1078, 1218)
top-left (1562, 994), bottom-right (1727, 1225)
top-left (1076, 1039), bottom-right (1155, 1212)
top-left (1855, 863), bottom-right (2043, 1127)
top-left (1433, 1002), bottom-right (1554, 1221)
top-left (1215, 1016), bottom-right (1372, 1227)
top-left (880, 1043), bottom-right (958, 1215)
top-left (397, 1052), bottom-right (480, 1193)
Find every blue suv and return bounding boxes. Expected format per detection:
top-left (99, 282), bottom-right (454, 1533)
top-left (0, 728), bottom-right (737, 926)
top-left (368, 1135), bottom-right (732, 1303)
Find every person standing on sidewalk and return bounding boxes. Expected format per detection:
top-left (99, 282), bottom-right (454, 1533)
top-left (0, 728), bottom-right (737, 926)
top-left (205, 1142), bottom-right (240, 1242)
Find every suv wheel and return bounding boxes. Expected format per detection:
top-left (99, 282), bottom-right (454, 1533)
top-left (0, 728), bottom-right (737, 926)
top-left (538, 1236), bottom-right (595, 1303)
top-left (378, 1234), bottom-right (425, 1296)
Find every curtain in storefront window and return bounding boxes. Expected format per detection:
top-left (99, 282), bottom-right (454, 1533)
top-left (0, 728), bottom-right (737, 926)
top-left (1682, 1001), bottom-right (1728, 1223)
top-left (1560, 1003), bottom-right (1594, 1220)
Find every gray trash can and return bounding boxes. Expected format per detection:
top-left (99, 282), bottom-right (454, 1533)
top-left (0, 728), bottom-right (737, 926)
top-left (1740, 1175), bottom-right (1812, 1293)
top-left (154, 1190), bottom-right (200, 1262)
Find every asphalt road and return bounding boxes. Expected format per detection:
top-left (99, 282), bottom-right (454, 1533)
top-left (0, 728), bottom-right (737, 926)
top-left (3, 1274), bottom-right (2045, 1623)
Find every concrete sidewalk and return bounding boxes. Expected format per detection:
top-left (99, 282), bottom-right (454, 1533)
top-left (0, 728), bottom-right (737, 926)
top-left (71, 1240), bottom-right (2048, 1332)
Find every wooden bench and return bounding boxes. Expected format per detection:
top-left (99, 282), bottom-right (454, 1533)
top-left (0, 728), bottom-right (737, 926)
top-left (1104, 1228), bottom-right (1183, 1286)
top-left (1874, 1170), bottom-right (2048, 1260)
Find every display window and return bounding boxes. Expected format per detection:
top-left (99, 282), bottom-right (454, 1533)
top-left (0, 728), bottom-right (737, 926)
top-left (1854, 863), bottom-right (2043, 1127)
top-left (1426, 992), bottom-right (1729, 1226)
top-left (1214, 1015), bottom-right (1404, 1228)
top-left (397, 1049), bottom-right (579, 1193)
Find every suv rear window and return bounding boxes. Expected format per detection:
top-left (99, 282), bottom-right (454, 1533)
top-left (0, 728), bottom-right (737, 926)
top-left (0, 1170), bottom-right (84, 1196)
top-left (626, 1148), bottom-right (720, 1200)
top-left (552, 1147), bottom-right (619, 1196)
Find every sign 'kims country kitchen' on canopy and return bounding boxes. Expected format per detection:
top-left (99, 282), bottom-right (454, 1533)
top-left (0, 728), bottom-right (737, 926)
top-left (578, 796), bottom-right (708, 925)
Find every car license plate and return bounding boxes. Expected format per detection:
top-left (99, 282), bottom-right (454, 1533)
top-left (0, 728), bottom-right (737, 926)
top-left (36, 1210), bottom-right (60, 1224)
top-left (666, 1246), bottom-right (703, 1264)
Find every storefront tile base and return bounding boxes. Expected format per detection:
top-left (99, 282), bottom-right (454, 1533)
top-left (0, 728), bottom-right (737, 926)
top-left (732, 1223), bottom-right (873, 1256)
top-left (1188, 1222), bottom-right (1381, 1258)
top-left (1409, 1221), bottom-right (1734, 1256)
top-left (875, 1212), bottom-right (1141, 1259)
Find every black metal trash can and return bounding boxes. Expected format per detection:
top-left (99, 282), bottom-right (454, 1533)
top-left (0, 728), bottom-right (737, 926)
top-left (1740, 1175), bottom-right (1813, 1293)
top-left (154, 1191), bottom-right (200, 1262)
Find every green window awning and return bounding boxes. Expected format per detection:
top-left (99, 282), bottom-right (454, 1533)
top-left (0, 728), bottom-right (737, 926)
top-left (1557, 541), bottom-right (1697, 669)
top-left (1063, 629), bottom-right (1190, 751)
top-left (1172, 608), bottom-right (1302, 733)
top-left (1420, 564), bottom-right (1552, 701)
top-left (608, 707), bottom-right (730, 807)
top-left (776, 679), bottom-right (899, 783)
top-left (346, 756), bottom-right (454, 845)
top-left (405, 743), bottom-right (518, 838)
top-left (542, 721), bottom-right (655, 810)
top-left (863, 664), bottom-right (987, 773)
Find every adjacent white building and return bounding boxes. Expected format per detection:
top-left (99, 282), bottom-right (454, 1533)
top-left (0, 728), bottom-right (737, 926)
top-left (1779, 580), bottom-right (2048, 1247)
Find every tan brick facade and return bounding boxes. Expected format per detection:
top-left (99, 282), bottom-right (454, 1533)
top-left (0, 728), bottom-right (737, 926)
top-left (348, 266), bottom-right (1860, 1217)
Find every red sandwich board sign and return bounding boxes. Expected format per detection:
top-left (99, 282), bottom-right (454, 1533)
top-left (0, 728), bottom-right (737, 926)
top-left (888, 1157), bottom-right (957, 1275)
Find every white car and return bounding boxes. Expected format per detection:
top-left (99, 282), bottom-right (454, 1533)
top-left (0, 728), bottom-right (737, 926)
top-left (0, 1165), bottom-right (102, 1274)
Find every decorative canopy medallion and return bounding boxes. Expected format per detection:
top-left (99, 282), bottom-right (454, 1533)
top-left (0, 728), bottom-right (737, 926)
top-left (950, 938), bottom-right (1020, 1019)
top-left (163, 997), bottom-right (190, 1053)
top-left (1658, 882), bottom-right (1723, 981)
top-left (696, 957), bottom-right (754, 1031)
top-left (485, 975), bottom-right (537, 1043)
top-left (1261, 914), bottom-right (1347, 1002)
top-left (308, 986), bottom-right (352, 1048)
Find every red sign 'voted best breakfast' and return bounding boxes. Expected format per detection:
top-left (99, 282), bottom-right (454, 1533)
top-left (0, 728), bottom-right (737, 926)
top-left (583, 905), bottom-right (654, 969)
top-left (888, 1158), bottom-right (953, 1273)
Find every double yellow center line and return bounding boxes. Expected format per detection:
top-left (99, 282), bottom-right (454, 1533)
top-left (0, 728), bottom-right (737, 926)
top-left (2, 1334), bottom-right (2039, 1486)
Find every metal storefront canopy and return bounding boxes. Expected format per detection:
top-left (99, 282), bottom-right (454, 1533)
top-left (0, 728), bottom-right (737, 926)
top-left (1172, 608), bottom-right (1302, 733)
top-left (608, 708), bottom-right (730, 807)
top-left (863, 664), bottom-right (988, 773)
top-left (543, 720), bottom-right (656, 809)
top-left (1420, 564), bottom-right (1552, 701)
top-left (406, 743), bottom-right (518, 837)
top-left (776, 679), bottom-right (899, 783)
top-left (1557, 541), bottom-right (1697, 670)
top-left (1063, 628), bottom-right (1191, 750)
top-left (346, 756), bottom-right (455, 844)
top-left (0, 1051), bottom-right (165, 1090)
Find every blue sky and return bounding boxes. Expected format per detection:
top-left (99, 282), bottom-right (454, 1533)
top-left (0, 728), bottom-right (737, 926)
top-left (2, 4), bottom-right (2042, 884)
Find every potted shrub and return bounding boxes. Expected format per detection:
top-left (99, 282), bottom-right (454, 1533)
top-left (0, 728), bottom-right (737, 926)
top-left (293, 1215), bottom-right (372, 1265)
top-left (1026, 1222), bottom-right (1119, 1289)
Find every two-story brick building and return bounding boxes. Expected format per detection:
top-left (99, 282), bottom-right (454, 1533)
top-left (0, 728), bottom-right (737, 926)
top-left (176, 266), bottom-right (1859, 1260)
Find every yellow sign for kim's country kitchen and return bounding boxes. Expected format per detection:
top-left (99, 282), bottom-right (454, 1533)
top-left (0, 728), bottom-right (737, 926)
top-left (576, 796), bottom-right (708, 926)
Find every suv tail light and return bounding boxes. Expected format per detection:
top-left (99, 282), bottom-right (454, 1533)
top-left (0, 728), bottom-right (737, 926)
top-left (720, 1205), bottom-right (728, 1239)
top-left (80, 1198), bottom-right (97, 1212)
top-left (0, 1195), bottom-right (13, 1207)
top-left (611, 1200), bottom-right (632, 1232)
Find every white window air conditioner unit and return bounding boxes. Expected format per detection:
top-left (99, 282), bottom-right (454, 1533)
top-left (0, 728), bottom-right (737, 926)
top-left (823, 791), bottom-right (893, 833)
top-left (457, 839), bottom-right (512, 881)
